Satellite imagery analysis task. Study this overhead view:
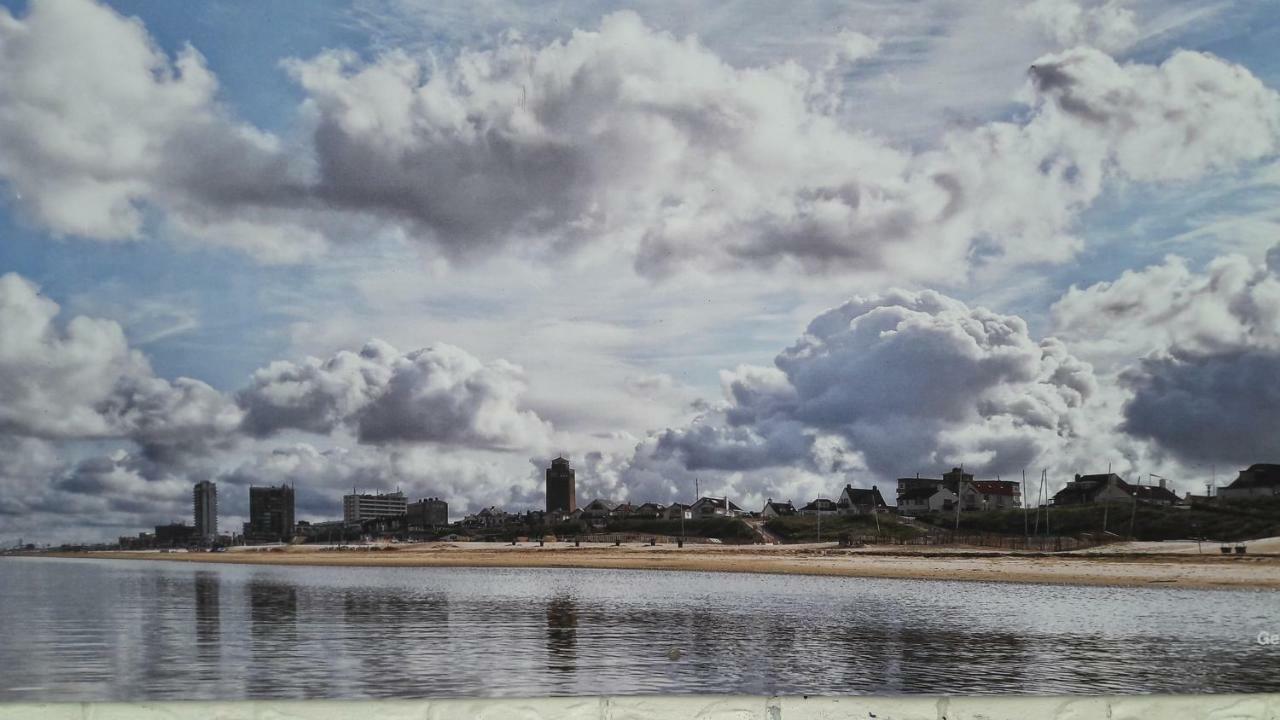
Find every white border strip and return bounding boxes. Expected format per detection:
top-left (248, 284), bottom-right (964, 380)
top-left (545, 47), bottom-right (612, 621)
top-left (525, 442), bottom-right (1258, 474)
top-left (0, 694), bottom-right (1277, 719)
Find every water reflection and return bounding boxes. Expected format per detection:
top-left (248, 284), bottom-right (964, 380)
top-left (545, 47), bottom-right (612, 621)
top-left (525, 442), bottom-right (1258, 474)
top-left (193, 572), bottom-right (220, 665)
top-left (0, 558), bottom-right (1276, 701)
top-left (546, 594), bottom-right (577, 673)
top-left (247, 580), bottom-right (297, 697)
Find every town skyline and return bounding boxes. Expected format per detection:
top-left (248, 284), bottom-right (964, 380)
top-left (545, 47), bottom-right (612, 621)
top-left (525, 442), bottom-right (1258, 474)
top-left (3, 0), bottom-right (1280, 545)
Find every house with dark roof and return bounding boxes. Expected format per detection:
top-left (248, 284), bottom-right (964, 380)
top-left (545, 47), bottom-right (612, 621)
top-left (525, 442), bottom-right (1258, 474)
top-left (662, 503), bottom-right (690, 520)
top-left (837, 485), bottom-right (889, 515)
top-left (971, 480), bottom-right (1022, 510)
top-left (689, 496), bottom-right (745, 518)
top-left (580, 499), bottom-right (624, 527)
top-left (799, 498), bottom-right (840, 516)
top-left (761, 499), bottom-right (797, 518)
top-left (1053, 473), bottom-right (1182, 506)
top-left (895, 468), bottom-right (1020, 513)
top-left (630, 502), bottom-right (667, 519)
top-left (1219, 464), bottom-right (1280, 500)
top-left (897, 484), bottom-right (957, 514)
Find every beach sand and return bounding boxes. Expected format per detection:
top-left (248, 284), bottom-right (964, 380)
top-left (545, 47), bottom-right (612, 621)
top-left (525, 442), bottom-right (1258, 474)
top-left (38, 539), bottom-right (1280, 590)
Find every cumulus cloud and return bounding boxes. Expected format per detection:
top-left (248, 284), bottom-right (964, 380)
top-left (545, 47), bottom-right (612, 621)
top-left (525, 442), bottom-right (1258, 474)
top-left (3, 1), bottom-right (1277, 282)
top-left (645, 290), bottom-right (1098, 480)
top-left (0, 272), bottom-right (242, 452)
top-left (1020, 0), bottom-right (1139, 52)
top-left (1054, 248), bottom-right (1280, 464)
top-left (238, 340), bottom-right (552, 450)
top-left (1027, 47), bottom-right (1280, 183)
top-left (0, 0), bottom-right (318, 261)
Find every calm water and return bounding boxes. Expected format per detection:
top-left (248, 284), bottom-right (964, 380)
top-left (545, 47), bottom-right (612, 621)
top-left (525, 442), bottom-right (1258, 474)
top-left (0, 556), bottom-right (1277, 700)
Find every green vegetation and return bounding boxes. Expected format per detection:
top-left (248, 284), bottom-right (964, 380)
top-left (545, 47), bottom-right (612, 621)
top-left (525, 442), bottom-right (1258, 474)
top-left (450, 517), bottom-right (757, 543)
top-left (602, 517), bottom-right (757, 542)
top-left (765, 514), bottom-right (925, 543)
top-left (912, 498), bottom-right (1280, 542)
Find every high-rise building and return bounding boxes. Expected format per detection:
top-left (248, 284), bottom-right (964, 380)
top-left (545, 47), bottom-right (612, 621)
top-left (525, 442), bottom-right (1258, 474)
top-left (545, 456), bottom-right (577, 514)
top-left (407, 497), bottom-right (449, 528)
top-left (193, 480), bottom-right (217, 540)
top-left (343, 491), bottom-right (407, 523)
top-left (246, 484), bottom-right (295, 543)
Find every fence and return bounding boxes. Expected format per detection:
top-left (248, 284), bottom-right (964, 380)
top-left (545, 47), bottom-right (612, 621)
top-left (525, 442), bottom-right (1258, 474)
top-left (841, 530), bottom-right (1115, 552)
top-left (513, 534), bottom-right (721, 546)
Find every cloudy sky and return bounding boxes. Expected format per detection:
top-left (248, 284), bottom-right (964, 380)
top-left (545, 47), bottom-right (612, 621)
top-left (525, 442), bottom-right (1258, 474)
top-left (2, 0), bottom-right (1279, 544)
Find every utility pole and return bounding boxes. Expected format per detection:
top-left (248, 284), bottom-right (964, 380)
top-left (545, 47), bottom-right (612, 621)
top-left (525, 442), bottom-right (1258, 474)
top-left (1022, 469), bottom-right (1029, 548)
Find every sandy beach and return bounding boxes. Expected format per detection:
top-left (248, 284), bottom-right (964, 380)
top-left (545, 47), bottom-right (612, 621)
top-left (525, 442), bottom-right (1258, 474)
top-left (35, 538), bottom-right (1280, 590)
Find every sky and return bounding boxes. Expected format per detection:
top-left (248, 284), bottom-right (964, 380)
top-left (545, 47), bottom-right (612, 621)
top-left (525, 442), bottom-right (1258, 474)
top-left (1, 0), bottom-right (1279, 545)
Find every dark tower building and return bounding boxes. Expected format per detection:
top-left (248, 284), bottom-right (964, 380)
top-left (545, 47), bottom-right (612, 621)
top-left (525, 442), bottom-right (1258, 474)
top-left (407, 497), bottom-right (449, 528)
top-left (193, 480), bottom-right (217, 540)
top-left (246, 484), bottom-right (295, 543)
top-left (545, 456), bottom-right (577, 514)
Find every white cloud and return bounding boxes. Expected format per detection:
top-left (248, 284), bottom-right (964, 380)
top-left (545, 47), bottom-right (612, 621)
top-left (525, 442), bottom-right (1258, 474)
top-left (238, 339), bottom-right (553, 451)
top-left (0, 272), bottom-right (241, 451)
top-left (1021, 0), bottom-right (1139, 53)
top-left (1053, 247), bottom-right (1280, 464)
top-left (2, 1), bottom-right (1276, 285)
top-left (641, 290), bottom-right (1099, 483)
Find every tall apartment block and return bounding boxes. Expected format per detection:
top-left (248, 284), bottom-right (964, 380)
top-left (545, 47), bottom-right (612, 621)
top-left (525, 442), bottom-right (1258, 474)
top-left (193, 480), bottom-right (217, 540)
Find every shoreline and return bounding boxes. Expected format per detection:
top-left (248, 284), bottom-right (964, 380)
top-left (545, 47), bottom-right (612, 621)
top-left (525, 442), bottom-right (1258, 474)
top-left (22, 542), bottom-right (1280, 590)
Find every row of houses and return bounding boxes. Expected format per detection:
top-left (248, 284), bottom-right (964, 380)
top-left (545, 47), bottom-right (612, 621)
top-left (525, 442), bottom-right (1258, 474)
top-left (463, 495), bottom-right (750, 530)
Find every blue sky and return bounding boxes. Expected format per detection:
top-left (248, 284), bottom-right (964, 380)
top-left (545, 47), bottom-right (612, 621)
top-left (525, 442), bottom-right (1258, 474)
top-left (2, 0), bottom-right (1280, 543)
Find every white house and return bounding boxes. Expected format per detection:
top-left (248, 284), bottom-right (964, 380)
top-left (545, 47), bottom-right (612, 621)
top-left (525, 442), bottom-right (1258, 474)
top-left (761, 499), bottom-right (797, 518)
top-left (689, 496), bottom-right (745, 518)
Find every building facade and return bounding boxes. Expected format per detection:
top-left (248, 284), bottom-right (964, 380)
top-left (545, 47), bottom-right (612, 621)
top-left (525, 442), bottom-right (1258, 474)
top-left (193, 480), bottom-right (217, 540)
top-left (1219, 464), bottom-right (1280, 500)
top-left (407, 497), bottom-right (449, 528)
top-left (689, 496), bottom-right (744, 518)
top-left (761, 499), bottom-right (797, 518)
top-left (155, 522), bottom-right (197, 547)
top-left (343, 491), bottom-right (408, 523)
top-left (546, 456), bottom-right (578, 513)
top-left (246, 484), bottom-right (295, 543)
top-left (837, 485), bottom-right (889, 515)
top-left (896, 468), bottom-right (1021, 513)
top-left (1053, 473), bottom-right (1181, 506)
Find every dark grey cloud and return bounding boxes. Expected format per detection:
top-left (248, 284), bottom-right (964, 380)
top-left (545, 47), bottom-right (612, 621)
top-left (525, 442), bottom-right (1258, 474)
top-left (1122, 351), bottom-right (1280, 464)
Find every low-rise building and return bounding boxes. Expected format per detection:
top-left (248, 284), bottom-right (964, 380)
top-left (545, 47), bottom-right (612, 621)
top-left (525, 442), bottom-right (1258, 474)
top-left (1218, 464), bottom-right (1280, 500)
top-left (799, 498), bottom-right (840, 516)
top-left (761, 499), bottom-right (796, 518)
top-left (662, 503), bottom-right (691, 520)
top-left (580, 499), bottom-right (623, 526)
top-left (155, 522), bottom-right (198, 547)
top-left (1053, 473), bottom-right (1181, 506)
top-left (689, 496), bottom-right (744, 518)
top-left (971, 480), bottom-right (1022, 510)
top-left (897, 485), bottom-right (957, 514)
top-left (896, 468), bottom-right (1020, 512)
top-left (463, 506), bottom-right (509, 528)
top-left (407, 497), bottom-right (449, 529)
top-left (630, 502), bottom-right (667, 519)
top-left (837, 485), bottom-right (889, 515)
